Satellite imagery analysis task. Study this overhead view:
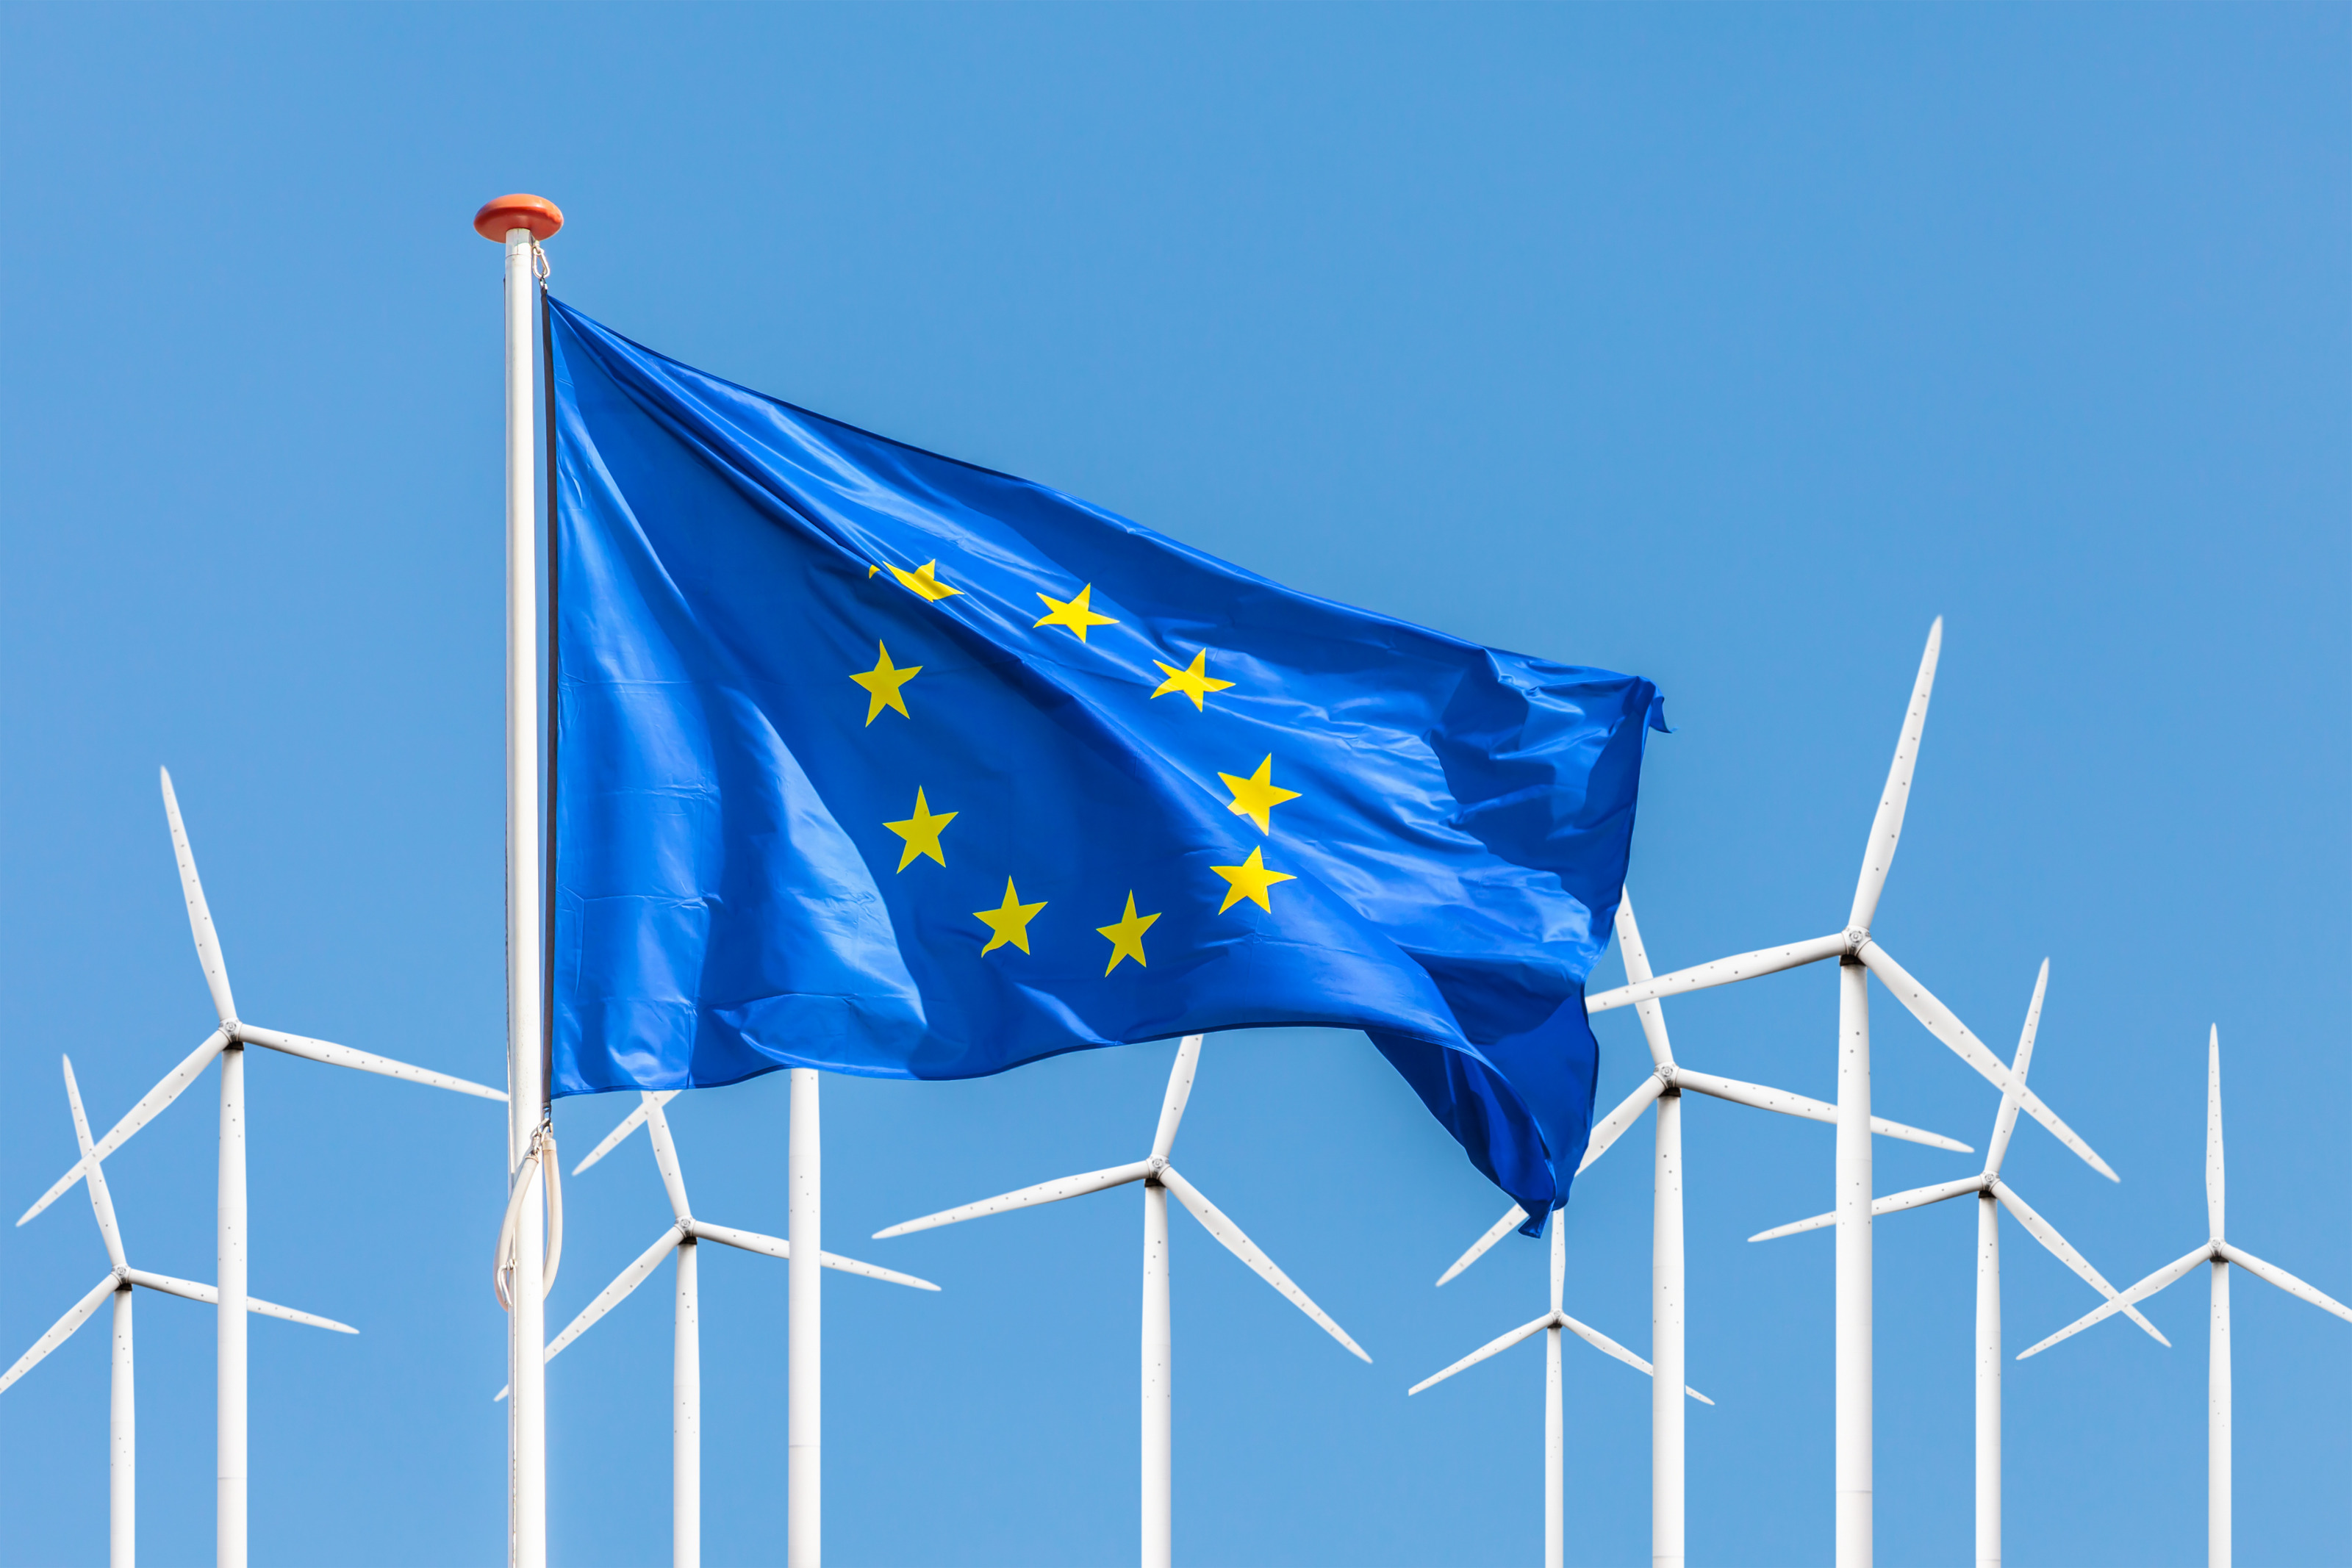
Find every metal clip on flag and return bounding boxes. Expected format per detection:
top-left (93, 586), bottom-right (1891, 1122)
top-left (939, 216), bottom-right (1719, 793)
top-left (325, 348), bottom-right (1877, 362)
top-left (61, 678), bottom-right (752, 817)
top-left (1575, 619), bottom-right (2120, 1568)
top-left (1435, 886), bottom-right (1971, 1568)
top-left (13, 769), bottom-right (504, 1568)
top-left (2, 1057), bottom-right (356, 1568)
top-left (2014, 1028), bottom-right (2352, 1568)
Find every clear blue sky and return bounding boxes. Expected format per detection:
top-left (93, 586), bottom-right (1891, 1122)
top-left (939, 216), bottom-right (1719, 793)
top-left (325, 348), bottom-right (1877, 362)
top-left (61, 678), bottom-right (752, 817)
top-left (3, 5), bottom-right (2346, 1565)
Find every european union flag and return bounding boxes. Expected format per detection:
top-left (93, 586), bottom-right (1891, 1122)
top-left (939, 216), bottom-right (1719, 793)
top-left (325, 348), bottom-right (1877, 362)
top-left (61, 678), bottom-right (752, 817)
top-left (548, 297), bottom-right (1665, 1226)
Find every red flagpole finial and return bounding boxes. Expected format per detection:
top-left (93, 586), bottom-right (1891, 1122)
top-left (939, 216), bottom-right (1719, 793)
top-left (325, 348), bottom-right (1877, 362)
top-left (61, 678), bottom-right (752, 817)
top-left (474, 194), bottom-right (564, 242)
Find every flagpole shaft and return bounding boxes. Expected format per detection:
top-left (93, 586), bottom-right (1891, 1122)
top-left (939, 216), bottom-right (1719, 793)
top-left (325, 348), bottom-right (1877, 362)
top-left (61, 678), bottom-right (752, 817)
top-left (503, 222), bottom-right (548, 1568)
top-left (112, 1287), bottom-right (135, 1568)
top-left (789, 1068), bottom-right (821, 1568)
top-left (676, 1238), bottom-right (701, 1568)
top-left (1141, 1179), bottom-right (1172, 1568)
top-left (1835, 957), bottom-right (1872, 1568)
top-left (219, 1043), bottom-right (247, 1568)
top-left (1652, 1090), bottom-right (1685, 1568)
top-left (1975, 1194), bottom-right (2000, 1568)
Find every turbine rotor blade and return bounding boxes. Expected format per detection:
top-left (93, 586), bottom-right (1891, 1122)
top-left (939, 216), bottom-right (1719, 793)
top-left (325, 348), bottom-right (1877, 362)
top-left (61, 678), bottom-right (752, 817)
top-left (235, 1025), bottom-right (506, 1101)
top-left (2206, 1026), bottom-right (2225, 1240)
top-left (20, 1028), bottom-right (229, 1227)
top-left (641, 1096), bottom-right (695, 1224)
top-left (573, 1091), bottom-right (677, 1175)
top-left (872, 1160), bottom-right (1153, 1239)
top-left (2216, 1244), bottom-right (2352, 1327)
top-left (1848, 617), bottom-right (1942, 932)
top-left (1857, 943), bottom-right (2117, 1180)
top-left (2015, 1243), bottom-right (2211, 1360)
top-left (0, 1275), bottom-right (118, 1394)
top-left (118, 1270), bottom-right (358, 1333)
top-left (1435, 1204), bottom-right (1529, 1287)
top-left (686, 1220), bottom-right (943, 1291)
top-left (1150, 1035), bottom-right (1204, 1162)
top-left (159, 766), bottom-right (237, 1025)
top-left (1672, 1067), bottom-right (1971, 1153)
top-left (1984, 960), bottom-right (2048, 1181)
top-left (1555, 1309), bottom-right (1660, 1380)
top-left (61, 1057), bottom-right (127, 1272)
top-left (540, 1229), bottom-right (681, 1369)
top-left (1407, 1312), bottom-right (1555, 1395)
top-left (1748, 1175), bottom-right (1987, 1243)
top-left (1157, 1166), bottom-right (1371, 1362)
top-left (1585, 932), bottom-right (1850, 1015)
top-left (1613, 891), bottom-right (1675, 1068)
top-left (1990, 1185), bottom-right (2167, 1345)
top-left (1575, 1076), bottom-right (1667, 1176)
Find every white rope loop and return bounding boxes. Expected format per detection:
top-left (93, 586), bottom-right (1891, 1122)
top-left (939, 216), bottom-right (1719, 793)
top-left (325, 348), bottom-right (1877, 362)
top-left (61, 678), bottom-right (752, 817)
top-left (492, 1121), bottom-right (564, 1311)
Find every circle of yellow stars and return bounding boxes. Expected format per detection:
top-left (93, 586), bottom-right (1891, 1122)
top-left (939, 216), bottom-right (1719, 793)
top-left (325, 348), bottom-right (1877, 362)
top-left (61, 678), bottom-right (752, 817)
top-left (858, 556), bottom-right (1307, 973)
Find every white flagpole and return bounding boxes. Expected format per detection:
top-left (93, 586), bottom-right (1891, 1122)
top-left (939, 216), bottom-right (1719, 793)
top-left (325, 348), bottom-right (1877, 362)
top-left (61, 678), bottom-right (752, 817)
top-left (477, 190), bottom-right (562, 1568)
top-left (789, 1068), bottom-right (822, 1567)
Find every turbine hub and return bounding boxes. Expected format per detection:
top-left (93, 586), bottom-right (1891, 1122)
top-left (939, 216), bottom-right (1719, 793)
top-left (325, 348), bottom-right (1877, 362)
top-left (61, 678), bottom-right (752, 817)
top-left (1843, 927), bottom-right (1871, 955)
top-left (1145, 1157), bottom-right (1168, 1180)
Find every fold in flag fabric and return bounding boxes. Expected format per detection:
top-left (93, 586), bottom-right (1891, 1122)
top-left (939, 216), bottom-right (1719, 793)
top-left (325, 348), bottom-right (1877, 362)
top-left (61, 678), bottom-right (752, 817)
top-left (547, 296), bottom-right (1666, 1226)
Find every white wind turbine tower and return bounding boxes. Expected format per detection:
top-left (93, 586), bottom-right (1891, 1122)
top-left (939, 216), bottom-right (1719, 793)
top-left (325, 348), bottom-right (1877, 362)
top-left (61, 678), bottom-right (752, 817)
top-left (1433, 888), bottom-right (1972, 1568)
top-left (1, 1057), bottom-right (354, 1568)
top-left (495, 1090), bottom-right (940, 1568)
top-left (1410, 1211), bottom-right (1713, 1568)
top-left (1748, 960), bottom-right (2166, 1568)
top-left (14, 769), bottom-right (506, 1568)
top-left (872, 1032), bottom-right (1369, 1568)
top-left (1571, 619), bottom-right (2123, 1568)
top-left (2016, 1026), bottom-right (2352, 1568)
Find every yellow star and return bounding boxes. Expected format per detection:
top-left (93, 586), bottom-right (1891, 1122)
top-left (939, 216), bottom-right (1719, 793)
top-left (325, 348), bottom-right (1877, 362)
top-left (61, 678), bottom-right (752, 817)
top-left (972, 878), bottom-right (1048, 955)
top-left (1033, 583), bottom-right (1119, 642)
top-left (850, 643), bottom-right (922, 725)
top-left (1217, 755), bottom-right (1301, 834)
top-left (888, 560), bottom-right (962, 602)
top-left (882, 788), bottom-right (957, 871)
top-left (1210, 845), bottom-right (1295, 914)
top-left (1150, 649), bottom-right (1236, 711)
top-left (1096, 891), bottom-right (1161, 975)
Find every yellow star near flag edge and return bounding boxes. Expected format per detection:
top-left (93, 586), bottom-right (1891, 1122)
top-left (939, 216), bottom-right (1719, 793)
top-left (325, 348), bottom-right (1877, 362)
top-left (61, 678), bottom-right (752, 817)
top-left (882, 788), bottom-right (957, 871)
top-left (1150, 649), bottom-right (1236, 711)
top-left (1210, 845), bottom-right (1295, 914)
top-left (973, 879), bottom-right (1048, 955)
top-left (888, 560), bottom-right (962, 602)
top-left (1033, 583), bottom-right (1119, 642)
top-left (1097, 892), bottom-right (1161, 974)
top-left (1218, 755), bottom-right (1302, 834)
top-left (850, 643), bottom-right (922, 725)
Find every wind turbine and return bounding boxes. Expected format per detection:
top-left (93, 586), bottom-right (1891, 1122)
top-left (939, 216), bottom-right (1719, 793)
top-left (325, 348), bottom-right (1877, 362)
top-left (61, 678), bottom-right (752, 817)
top-left (14, 769), bottom-right (505, 1568)
top-left (496, 1090), bottom-right (939, 1568)
top-left (2016, 1026), bottom-right (2352, 1568)
top-left (1571, 619), bottom-right (2121, 1568)
top-left (1434, 888), bottom-right (1971, 1568)
top-left (872, 1033), bottom-right (1369, 1568)
top-left (1, 1057), bottom-right (354, 1568)
top-left (1748, 960), bottom-right (2165, 1568)
top-left (1410, 1212), bottom-right (1713, 1568)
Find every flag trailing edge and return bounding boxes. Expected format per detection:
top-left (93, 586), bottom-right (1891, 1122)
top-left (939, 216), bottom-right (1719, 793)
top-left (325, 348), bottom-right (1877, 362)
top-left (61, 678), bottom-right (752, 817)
top-left (546, 296), bottom-right (1666, 1229)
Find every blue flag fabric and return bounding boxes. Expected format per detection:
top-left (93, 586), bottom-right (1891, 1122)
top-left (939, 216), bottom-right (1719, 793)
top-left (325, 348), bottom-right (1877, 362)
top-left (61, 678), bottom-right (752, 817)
top-left (547, 296), bottom-right (1665, 1225)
